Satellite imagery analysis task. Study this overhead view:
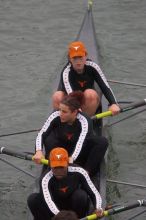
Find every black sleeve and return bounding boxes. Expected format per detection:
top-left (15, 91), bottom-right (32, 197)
top-left (57, 63), bottom-right (70, 92)
top-left (57, 73), bottom-right (66, 91)
top-left (92, 66), bottom-right (117, 105)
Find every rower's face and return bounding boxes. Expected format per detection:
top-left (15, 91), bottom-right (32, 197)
top-left (70, 56), bottom-right (86, 73)
top-left (59, 103), bottom-right (77, 123)
top-left (52, 167), bottom-right (67, 179)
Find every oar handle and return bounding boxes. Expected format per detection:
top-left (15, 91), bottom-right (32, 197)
top-left (32, 156), bottom-right (49, 165)
top-left (80, 211), bottom-right (108, 220)
top-left (0, 147), bottom-right (49, 165)
top-left (0, 147), bottom-right (32, 160)
top-left (80, 213), bottom-right (97, 220)
top-left (40, 158), bottom-right (49, 165)
top-left (91, 111), bottom-right (112, 120)
top-left (92, 99), bottom-right (146, 120)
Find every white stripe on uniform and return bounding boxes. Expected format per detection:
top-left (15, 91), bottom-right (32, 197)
top-left (35, 111), bottom-right (60, 151)
top-left (72, 113), bottom-right (88, 161)
top-left (86, 60), bottom-right (117, 103)
top-left (62, 63), bottom-right (72, 94)
top-left (68, 166), bottom-right (102, 209)
top-left (42, 171), bottom-right (60, 215)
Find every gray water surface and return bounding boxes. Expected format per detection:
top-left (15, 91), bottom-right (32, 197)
top-left (0, 0), bottom-right (146, 219)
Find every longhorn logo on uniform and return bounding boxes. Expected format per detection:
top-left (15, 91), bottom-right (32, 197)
top-left (59, 186), bottom-right (68, 193)
top-left (78, 80), bottom-right (87, 88)
top-left (66, 133), bottom-right (73, 140)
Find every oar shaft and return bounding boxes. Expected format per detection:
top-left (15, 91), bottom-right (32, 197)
top-left (106, 200), bottom-right (144, 215)
top-left (80, 199), bottom-right (146, 220)
top-left (0, 147), bottom-right (49, 165)
top-left (0, 147), bottom-right (32, 160)
top-left (121, 99), bottom-right (146, 112)
top-left (108, 79), bottom-right (146, 88)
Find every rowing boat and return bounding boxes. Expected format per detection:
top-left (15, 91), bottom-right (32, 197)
top-left (27, 1), bottom-right (108, 219)
top-left (77, 1), bottom-right (108, 216)
top-left (74, 1), bottom-right (108, 216)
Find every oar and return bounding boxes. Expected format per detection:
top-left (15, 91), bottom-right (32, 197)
top-left (108, 108), bottom-right (146, 127)
top-left (1, 99), bottom-right (145, 138)
top-left (80, 199), bottom-right (146, 220)
top-left (108, 79), bottom-right (146, 88)
top-left (0, 147), bottom-right (48, 165)
top-left (0, 128), bottom-right (39, 138)
top-left (92, 99), bottom-right (146, 120)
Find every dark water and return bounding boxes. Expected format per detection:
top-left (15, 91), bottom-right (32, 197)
top-left (0, 0), bottom-right (146, 219)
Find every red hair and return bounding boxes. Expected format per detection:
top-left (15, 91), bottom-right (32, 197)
top-left (61, 91), bottom-right (85, 112)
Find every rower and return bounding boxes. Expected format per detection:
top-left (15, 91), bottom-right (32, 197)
top-left (27, 147), bottom-right (104, 219)
top-left (33, 91), bottom-right (108, 177)
top-left (52, 41), bottom-right (120, 117)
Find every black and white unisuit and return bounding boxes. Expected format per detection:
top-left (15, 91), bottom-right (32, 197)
top-left (40, 165), bottom-right (102, 215)
top-left (35, 111), bottom-right (108, 175)
top-left (58, 60), bottom-right (117, 105)
top-left (35, 111), bottom-right (93, 162)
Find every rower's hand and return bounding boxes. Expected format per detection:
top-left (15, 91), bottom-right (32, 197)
top-left (94, 208), bottom-right (104, 218)
top-left (33, 150), bottom-right (44, 164)
top-left (108, 104), bottom-right (120, 116)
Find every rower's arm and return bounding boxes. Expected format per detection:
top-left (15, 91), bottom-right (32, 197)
top-left (35, 111), bottom-right (60, 152)
top-left (71, 113), bottom-right (89, 161)
top-left (91, 61), bottom-right (118, 105)
top-left (79, 168), bottom-right (102, 209)
top-left (41, 171), bottom-right (60, 215)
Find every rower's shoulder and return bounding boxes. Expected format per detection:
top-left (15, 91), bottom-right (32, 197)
top-left (68, 164), bottom-right (89, 176)
top-left (85, 59), bottom-right (102, 72)
top-left (47, 110), bottom-right (60, 120)
top-left (61, 61), bottom-right (71, 72)
top-left (86, 59), bottom-right (97, 66)
top-left (77, 111), bottom-right (92, 122)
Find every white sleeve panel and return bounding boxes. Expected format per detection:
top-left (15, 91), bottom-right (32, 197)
top-left (62, 63), bottom-right (73, 94)
top-left (35, 111), bottom-right (60, 151)
top-left (86, 60), bottom-right (117, 103)
top-left (68, 166), bottom-right (102, 209)
top-left (72, 113), bottom-right (88, 161)
top-left (42, 171), bottom-right (60, 215)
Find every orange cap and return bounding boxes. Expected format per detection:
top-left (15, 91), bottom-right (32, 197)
top-left (49, 148), bottom-right (69, 168)
top-left (68, 41), bottom-right (87, 58)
